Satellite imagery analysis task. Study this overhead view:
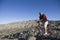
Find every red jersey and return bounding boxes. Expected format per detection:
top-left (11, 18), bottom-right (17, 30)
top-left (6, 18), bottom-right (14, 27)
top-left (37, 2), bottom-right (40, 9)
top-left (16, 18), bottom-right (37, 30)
top-left (39, 14), bottom-right (48, 22)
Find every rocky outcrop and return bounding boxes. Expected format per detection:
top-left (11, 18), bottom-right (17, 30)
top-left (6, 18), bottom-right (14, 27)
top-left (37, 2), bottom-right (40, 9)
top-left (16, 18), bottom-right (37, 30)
top-left (0, 20), bottom-right (60, 40)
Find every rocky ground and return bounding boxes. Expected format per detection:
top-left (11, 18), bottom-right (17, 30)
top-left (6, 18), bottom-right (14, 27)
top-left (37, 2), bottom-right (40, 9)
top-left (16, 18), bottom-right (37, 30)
top-left (0, 20), bottom-right (60, 40)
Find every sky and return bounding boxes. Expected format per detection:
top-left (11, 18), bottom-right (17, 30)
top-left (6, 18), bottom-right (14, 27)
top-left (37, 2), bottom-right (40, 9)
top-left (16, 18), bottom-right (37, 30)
top-left (0, 0), bottom-right (60, 24)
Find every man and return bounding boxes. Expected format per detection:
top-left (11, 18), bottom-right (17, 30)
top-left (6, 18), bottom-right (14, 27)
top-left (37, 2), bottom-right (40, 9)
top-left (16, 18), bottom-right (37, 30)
top-left (39, 12), bottom-right (49, 35)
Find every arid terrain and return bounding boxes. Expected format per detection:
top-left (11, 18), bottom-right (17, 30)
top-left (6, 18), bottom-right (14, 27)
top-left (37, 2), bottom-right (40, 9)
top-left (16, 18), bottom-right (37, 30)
top-left (0, 20), bottom-right (60, 40)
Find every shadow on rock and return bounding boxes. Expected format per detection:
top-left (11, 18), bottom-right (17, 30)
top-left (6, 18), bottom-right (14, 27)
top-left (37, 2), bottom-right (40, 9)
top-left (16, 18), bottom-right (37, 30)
top-left (35, 34), bottom-right (60, 40)
top-left (18, 38), bottom-right (25, 40)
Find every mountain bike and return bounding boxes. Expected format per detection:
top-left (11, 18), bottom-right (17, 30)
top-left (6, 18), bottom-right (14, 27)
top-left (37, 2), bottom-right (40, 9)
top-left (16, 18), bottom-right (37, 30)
top-left (33, 21), bottom-right (57, 37)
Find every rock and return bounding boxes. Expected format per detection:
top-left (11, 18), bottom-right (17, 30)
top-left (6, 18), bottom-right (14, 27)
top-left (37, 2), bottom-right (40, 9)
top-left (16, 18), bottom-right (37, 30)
top-left (18, 38), bottom-right (25, 40)
top-left (28, 36), bottom-right (36, 40)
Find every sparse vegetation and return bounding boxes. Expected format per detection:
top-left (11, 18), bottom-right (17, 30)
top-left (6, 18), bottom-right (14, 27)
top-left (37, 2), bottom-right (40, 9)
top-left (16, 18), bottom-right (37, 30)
top-left (0, 20), bottom-right (60, 40)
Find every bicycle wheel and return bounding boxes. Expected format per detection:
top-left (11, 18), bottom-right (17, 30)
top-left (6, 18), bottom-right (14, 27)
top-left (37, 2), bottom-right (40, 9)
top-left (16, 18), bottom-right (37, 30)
top-left (47, 26), bottom-right (57, 38)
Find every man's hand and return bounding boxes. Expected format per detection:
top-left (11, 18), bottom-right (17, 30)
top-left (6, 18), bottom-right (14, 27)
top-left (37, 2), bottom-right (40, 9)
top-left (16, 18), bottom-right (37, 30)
top-left (40, 19), bottom-right (43, 22)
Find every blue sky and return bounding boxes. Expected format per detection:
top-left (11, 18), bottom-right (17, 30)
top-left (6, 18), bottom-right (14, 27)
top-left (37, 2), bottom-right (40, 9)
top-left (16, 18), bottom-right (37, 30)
top-left (0, 0), bottom-right (60, 24)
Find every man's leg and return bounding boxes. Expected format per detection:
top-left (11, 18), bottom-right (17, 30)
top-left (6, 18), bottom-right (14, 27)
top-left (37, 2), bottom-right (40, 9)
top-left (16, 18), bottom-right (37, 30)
top-left (44, 21), bottom-right (48, 35)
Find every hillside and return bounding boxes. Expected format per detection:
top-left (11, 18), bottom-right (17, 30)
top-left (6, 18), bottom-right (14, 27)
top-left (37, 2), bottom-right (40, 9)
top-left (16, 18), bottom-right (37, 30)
top-left (0, 20), bottom-right (37, 36)
top-left (0, 20), bottom-right (60, 40)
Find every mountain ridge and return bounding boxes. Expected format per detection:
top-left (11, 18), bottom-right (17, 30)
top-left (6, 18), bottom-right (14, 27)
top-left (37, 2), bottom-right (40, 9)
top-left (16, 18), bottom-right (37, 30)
top-left (0, 20), bottom-right (60, 36)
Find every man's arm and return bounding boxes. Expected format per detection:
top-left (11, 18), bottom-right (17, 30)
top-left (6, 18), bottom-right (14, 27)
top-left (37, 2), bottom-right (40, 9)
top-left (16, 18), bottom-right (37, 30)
top-left (40, 19), bottom-right (43, 22)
